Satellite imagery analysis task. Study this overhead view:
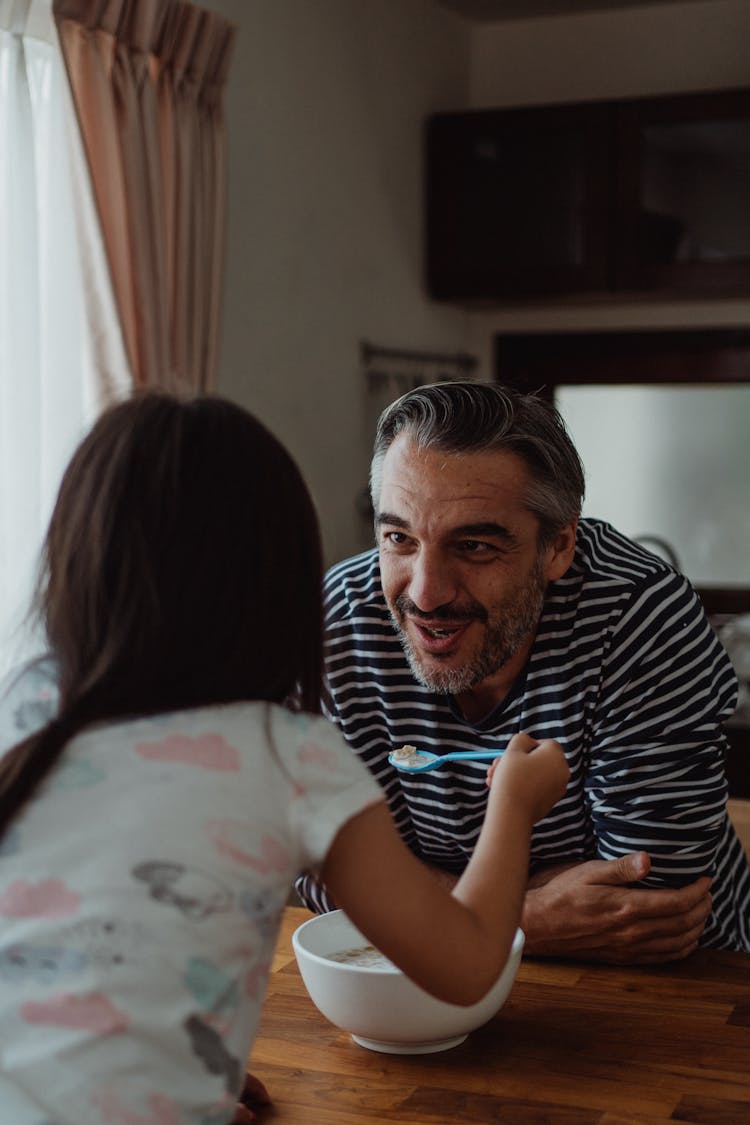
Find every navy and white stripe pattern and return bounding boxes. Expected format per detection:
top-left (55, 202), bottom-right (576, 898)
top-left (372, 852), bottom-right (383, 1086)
top-left (296, 518), bottom-right (749, 952)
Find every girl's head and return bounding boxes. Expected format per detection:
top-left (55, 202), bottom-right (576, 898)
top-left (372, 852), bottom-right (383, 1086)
top-left (42, 391), bottom-right (324, 717)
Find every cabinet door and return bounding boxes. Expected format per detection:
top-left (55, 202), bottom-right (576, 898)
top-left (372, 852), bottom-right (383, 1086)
top-left (426, 102), bottom-right (613, 301)
top-left (614, 88), bottom-right (750, 295)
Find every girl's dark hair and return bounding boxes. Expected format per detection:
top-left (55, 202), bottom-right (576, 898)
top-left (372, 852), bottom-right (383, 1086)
top-left (370, 381), bottom-right (585, 547)
top-left (0, 391), bottom-right (324, 835)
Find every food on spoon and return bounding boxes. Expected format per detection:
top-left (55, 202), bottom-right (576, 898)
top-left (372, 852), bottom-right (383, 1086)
top-left (391, 744), bottom-right (432, 768)
top-left (391, 743), bottom-right (420, 762)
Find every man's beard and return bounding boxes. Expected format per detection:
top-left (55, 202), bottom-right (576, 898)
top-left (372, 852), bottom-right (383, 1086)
top-left (388, 554), bottom-right (547, 696)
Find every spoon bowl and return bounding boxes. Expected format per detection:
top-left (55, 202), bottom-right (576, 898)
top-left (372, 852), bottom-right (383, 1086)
top-left (388, 748), bottom-right (503, 773)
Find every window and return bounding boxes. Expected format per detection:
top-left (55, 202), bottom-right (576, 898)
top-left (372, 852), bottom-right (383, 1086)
top-left (0, 7), bottom-right (100, 676)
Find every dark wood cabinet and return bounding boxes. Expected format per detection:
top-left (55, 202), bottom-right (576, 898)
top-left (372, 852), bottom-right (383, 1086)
top-left (615, 88), bottom-right (750, 296)
top-left (426, 102), bottom-right (612, 300)
top-left (494, 326), bottom-right (750, 395)
top-left (426, 88), bottom-right (750, 304)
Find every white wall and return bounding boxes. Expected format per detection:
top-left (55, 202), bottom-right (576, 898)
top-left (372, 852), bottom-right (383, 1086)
top-left (203, 0), bottom-right (749, 577)
top-left (469, 0), bottom-right (750, 108)
top-left (204, 0), bottom-right (471, 564)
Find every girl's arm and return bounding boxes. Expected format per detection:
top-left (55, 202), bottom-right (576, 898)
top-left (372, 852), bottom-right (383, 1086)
top-left (320, 732), bottom-right (568, 1006)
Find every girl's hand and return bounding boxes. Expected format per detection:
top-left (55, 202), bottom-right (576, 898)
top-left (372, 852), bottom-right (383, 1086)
top-left (485, 756), bottom-right (502, 787)
top-left (486, 732), bottom-right (569, 825)
top-left (231, 1072), bottom-right (272, 1123)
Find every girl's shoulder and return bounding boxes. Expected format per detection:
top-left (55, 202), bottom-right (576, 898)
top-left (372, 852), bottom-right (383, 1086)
top-left (101, 701), bottom-right (348, 767)
top-left (264, 704), bottom-right (348, 752)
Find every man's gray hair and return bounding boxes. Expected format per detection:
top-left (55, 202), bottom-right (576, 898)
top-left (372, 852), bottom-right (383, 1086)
top-left (370, 381), bottom-right (585, 546)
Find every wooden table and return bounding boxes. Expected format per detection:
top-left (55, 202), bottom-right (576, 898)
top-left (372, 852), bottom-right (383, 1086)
top-left (249, 907), bottom-right (750, 1124)
top-left (728, 798), bottom-right (750, 858)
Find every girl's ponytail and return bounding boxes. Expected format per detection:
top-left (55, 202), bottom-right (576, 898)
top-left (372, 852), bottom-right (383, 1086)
top-left (0, 708), bottom-right (84, 838)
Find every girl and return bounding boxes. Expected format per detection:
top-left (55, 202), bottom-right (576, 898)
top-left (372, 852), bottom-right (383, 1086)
top-left (0, 392), bottom-right (568, 1124)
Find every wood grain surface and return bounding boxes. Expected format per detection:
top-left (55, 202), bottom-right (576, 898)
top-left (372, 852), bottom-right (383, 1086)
top-left (247, 907), bottom-right (750, 1124)
top-left (728, 798), bottom-right (750, 858)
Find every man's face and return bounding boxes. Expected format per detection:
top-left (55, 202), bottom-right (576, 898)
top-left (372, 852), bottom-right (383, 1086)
top-left (376, 434), bottom-right (576, 707)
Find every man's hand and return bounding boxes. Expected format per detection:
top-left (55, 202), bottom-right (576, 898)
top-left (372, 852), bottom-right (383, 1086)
top-left (522, 852), bottom-right (713, 964)
top-left (230, 1073), bottom-right (272, 1124)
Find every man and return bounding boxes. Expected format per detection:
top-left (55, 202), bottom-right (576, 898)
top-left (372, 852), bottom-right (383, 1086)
top-left (296, 381), bottom-right (750, 960)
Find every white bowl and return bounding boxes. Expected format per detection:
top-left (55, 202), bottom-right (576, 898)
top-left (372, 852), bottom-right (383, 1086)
top-left (292, 909), bottom-right (524, 1054)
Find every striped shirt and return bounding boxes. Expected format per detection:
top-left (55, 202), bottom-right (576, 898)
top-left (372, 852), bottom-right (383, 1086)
top-left (296, 518), bottom-right (750, 952)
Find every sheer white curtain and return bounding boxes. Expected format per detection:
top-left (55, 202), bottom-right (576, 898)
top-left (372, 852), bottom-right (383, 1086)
top-left (0, 0), bottom-right (130, 678)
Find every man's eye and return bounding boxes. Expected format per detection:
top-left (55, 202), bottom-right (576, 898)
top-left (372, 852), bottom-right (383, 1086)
top-left (458, 540), bottom-right (494, 554)
top-left (384, 531), bottom-right (409, 546)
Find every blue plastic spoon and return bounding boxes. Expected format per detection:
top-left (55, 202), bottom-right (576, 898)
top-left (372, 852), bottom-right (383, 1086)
top-left (388, 749), bottom-right (503, 773)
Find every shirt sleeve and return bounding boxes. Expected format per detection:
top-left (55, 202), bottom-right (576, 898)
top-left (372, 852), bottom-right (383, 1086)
top-left (587, 569), bottom-right (738, 885)
top-left (266, 708), bottom-right (383, 884)
top-left (294, 867), bottom-right (339, 914)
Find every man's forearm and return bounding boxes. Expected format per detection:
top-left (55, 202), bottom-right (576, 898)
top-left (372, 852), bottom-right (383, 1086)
top-left (522, 860), bottom-right (585, 954)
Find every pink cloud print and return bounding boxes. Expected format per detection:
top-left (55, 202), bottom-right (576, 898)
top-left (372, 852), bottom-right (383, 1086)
top-left (207, 820), bottom-right (291, 873)
top-left (91, 1084), bottom-right (181, 1125)
top-left (0, 879), bottom-right (80, 918)
top-left (21, 992), bottom-right (128, 1034)
top-left (135, 733), bottom-right (240, 771)
top-left (298, 741), bottom-right (340, 770)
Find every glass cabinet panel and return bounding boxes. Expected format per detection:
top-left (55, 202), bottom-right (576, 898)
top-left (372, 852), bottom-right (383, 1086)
top-left (426, 103), bottom-right (611, 300)
top-left (615, 88), bottom-right (750, 294)
top-left (640, 119), bottom-right (750, 267)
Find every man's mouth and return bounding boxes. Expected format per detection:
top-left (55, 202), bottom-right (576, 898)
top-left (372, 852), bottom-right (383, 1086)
top-left (391, 596), bottom-right (487, 658)
top-left (410, 619), bottom-right (473, 653)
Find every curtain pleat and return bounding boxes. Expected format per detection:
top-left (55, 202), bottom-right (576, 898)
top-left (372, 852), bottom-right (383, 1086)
top-left (202, 19), bottom-right (233, 389)
top-left (52, 0), bottom-right (236, 391)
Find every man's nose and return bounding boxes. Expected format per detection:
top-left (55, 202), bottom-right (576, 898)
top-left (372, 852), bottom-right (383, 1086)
top-left (407, 549), bottom-right (458, 613)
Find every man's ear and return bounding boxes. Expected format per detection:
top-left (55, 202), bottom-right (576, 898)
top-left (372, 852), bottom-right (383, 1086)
top-left (544, 518), bottom-right (578, 582)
